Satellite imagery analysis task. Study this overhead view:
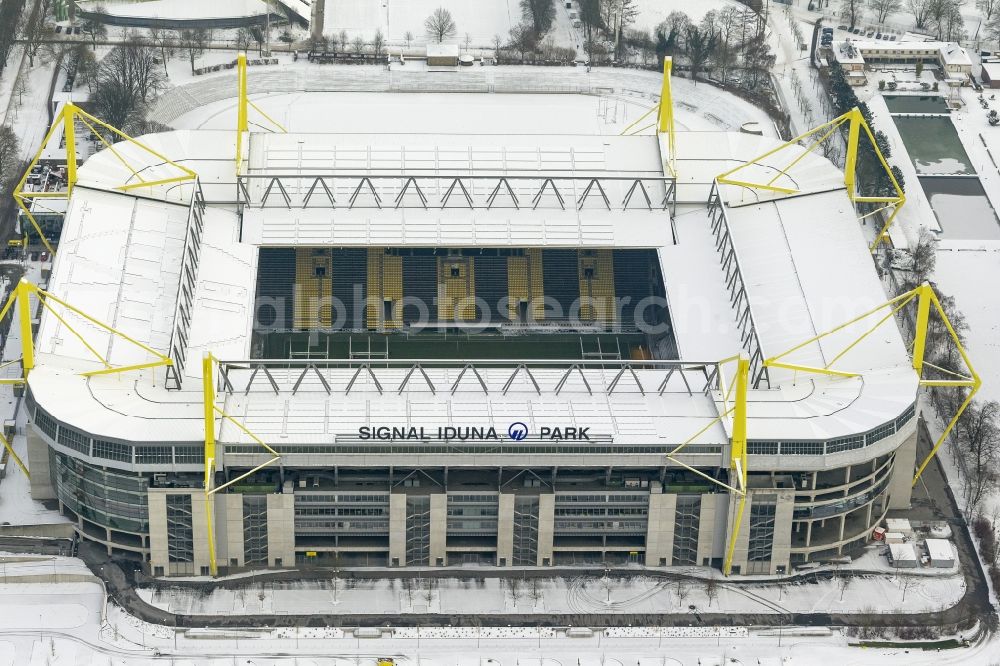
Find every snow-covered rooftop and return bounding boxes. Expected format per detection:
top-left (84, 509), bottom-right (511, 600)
top-left (25, 93), bottom-right (917, 456)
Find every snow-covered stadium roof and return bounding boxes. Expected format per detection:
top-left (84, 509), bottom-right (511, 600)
top-left (25, 108), bottom-right (917, 461)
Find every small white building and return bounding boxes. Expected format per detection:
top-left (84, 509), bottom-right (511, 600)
top-left (426, 44), bottom-right (459, 67)
top-left (884, 532), bottom-right (905, 544)
top-left (926, 538), bottom-right (955, 568)
top-left (831, 39), bottom-right (973, 85)
top-left (886, 517), bottom-right (913, 537)
top-left (889, 542), bottom-right (918, 568)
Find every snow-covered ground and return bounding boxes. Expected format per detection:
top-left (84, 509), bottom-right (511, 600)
top-left (315, 0), bottom-right (519, 46)
top-left (137, 561), bottom-right (965, 616)
top-left (0, 551), bottom-right (991, 666)
top-left (157, 60), bottom-right (778, 137)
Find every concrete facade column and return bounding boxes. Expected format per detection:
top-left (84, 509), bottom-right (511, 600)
top-left (26, 428), bottom-right (54, 500)
top-left (888, 428), bottom-right (918, 509)
top-left (697, 493), bottom-right (727, 567)
top-left (266, 493), bottom-right (295, 567)
top-left (770, 491), bottom-right (795, 574)
top-left (536, 493), bottom-right (555, 566)
top-left (388, 493), bottom-right (407, 566)
top-left (147, 490), bottom-right (168, 575)
top-left (429, 493), bottom-right (447, 566)
top-left (191, 490), bottom-right (212, 575)
top-left (217, 494), bottom-right (243, 569)
top-left (496, 493), bottom-right (515, 566)
top-left (644, 483), bottom-right (677, 567)
top-left (723, 493), bottom-right (751, 574)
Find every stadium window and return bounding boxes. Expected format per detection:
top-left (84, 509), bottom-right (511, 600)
top-left (450, 265), bottom-right (461, 277)
top-left (314, 266), bottom-right (326, 278)
top-left (584, 267), bottom-right (595, 279)
top-left (383, 300), bottom-right (393, 321)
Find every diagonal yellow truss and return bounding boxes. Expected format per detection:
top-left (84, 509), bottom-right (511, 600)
top-left (761, 282), bottom-right (978, 487)
top-left (0, 279), bottom-right (176, 479)
top-left (235, 53), bottom-right (287, 175)
top-left (662, 354), bottom-right (750, 576)
top-left (202, 352), bottom-right (281, 576)
top-left (716, 107), bottom-right (905, 252)
top-left (13, 103), bottom-right (198, 256)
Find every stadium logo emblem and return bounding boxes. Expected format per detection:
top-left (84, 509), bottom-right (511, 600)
top-left (508, 422), bottom-right (529, 441)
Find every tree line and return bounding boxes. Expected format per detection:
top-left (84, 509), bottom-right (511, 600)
top-left (839, 0), bottom-right (1000, 43)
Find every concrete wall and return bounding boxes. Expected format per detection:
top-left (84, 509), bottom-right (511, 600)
top-left (644, 484), bottom-right (677, 567)
top-left (888, 428), bottom-right (918, 510)
top-left (217, 494), bottom-right (243, 568)
top-left (429, 494), bottom-right (447, 566)
top-left (266, 493), bottom-right (295, 567)
top-left (147, 490), bottom-right (169, 575)
top-left (25, 428), bottom-right (54, 500)
top-left (536, 493), bottom-right (554, 566)
top-left (770, 491), bottom-right (795, 574)
top-left (497, 493), bottom-right (515, 566)
top-left (388, 493), bottom-right (406, 566)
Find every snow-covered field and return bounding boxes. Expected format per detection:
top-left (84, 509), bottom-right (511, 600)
top-left (320, 0), bottom-right (520, 45)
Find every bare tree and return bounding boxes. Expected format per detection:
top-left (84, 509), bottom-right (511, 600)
top-left (492, 33), bottom-right (503, 57)
top-left (464, 32), bottom-right (472, 51)
top-left (80, 4), bottom-right (108, 49)
top-left (841, 0), bottom-right (866, 29)
top-left (179, 28), bottom-right (210, 73)
top-left (979, 0), bottom-right (1000, 21)
top-left (705, 577), bottom-right (718, 607)
top-left (0, 126), bottom-right (21, 193)
top-left (869, 0), bottom-right (903, 22)
top-left (235, 27), bottom-right (254, 52)
top-left (838, 571), bottom-right (851, 601)
top-left (372, 29), bottom-right (385, 57)
top-left (404, 31), bottom-right (414, 49)
top-left (92, 40), bottom-right (165, 131)
top-left (685, 25), bottom-right (718, 81)
top-left (425, 7), bottom-right (457, 43)
top-left (674, 578), bottom-right (690, 605)
top-left (960, 401), bottom-right (1000, 517)
top-left (352, 35), bottom-right (365, 55)
top-left (508, 22), bottom-right (537, 62)
top-left (148, 27), bottom-right (175, 76)
top-left (908, 0), bottom-right (934, 28)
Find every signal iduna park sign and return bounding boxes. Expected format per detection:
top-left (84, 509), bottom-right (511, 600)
top-left (357, 423), bottom-right (592, 441)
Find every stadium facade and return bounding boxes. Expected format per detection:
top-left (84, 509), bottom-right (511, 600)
top-left (21, 78), bottom-right (920, 577)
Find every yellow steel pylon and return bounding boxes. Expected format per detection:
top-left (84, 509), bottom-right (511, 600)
top-left (619, 57), bottom-right (677, 177)
top-left (234, 53), bottom-right (287, 175)
top-left (0, 278), bottom-right (178, 479)
top-left (760, 282), bottom-right (978, 486)
top-left (715, 107), bottom-right (905, 252)
top-left (13, 103), bottom-right (198, 256)
top-left (202, 352), bottom-right (281, 576)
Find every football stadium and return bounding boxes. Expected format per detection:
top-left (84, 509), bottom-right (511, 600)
top-left (13, 58), bottom-right (954, 578)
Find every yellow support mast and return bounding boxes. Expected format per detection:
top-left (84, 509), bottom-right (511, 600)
top-left (203, 353), bottom-right (219, 577)
top-left (758, 282), bottom-right (978, 487)
top-left (723, 354), bottom-right (750, 577)
top-left (659, 57), bottom-right (676, 177)
top-left (234, 53), bottom-right (287, 175)
top-left (715, 107), bottom-right (905, 252)
top-left (13, 103), bottom-right (198, 256)
top-left (201, 353), bottom-right (282, 576)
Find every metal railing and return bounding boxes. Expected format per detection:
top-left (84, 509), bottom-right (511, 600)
top-left (164, 179), bottom-right (207, 390)
top-left (234, 172), bottom-right (677, 213)
top-left (214, 357), bottom-right (723, 397)
top-left (707, 181), bottom-right (770, 388)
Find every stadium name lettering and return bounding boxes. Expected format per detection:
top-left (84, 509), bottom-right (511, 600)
top-left (357, 426), bottom-right (591, 441)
